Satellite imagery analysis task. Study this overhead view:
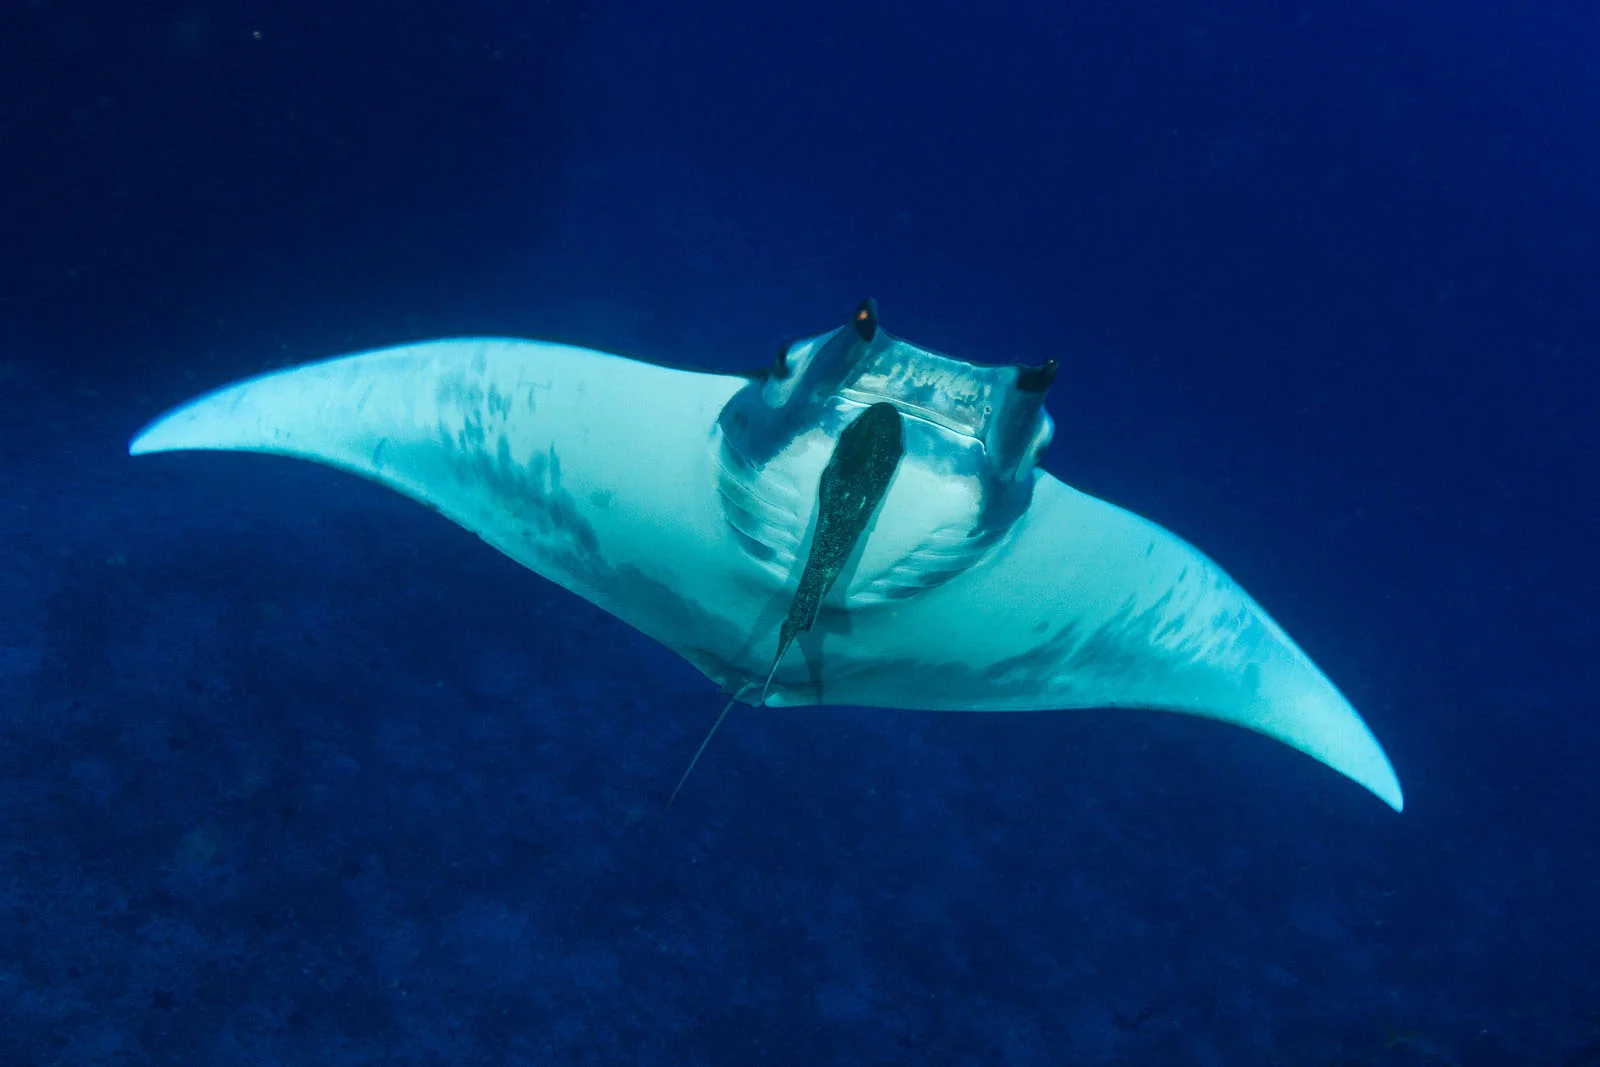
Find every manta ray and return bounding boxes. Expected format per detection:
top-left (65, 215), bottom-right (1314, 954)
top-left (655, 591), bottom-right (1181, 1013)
top-left (130, 300), bottom-right (1403, 811)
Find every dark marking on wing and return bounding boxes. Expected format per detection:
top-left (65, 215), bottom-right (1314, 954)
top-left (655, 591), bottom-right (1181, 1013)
top-left (793, 589), bottom-right (1266, 712)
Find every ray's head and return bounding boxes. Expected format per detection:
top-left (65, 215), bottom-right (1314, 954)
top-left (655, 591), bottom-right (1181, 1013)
top-left (726, 299), bottom-right (1059, 480)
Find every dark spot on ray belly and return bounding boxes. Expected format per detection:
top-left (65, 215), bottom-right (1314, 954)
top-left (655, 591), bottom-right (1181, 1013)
top-left (439, 422), bottom-right (602, 566)
top-left (439, 376), bottom-right (487, 418)
top-left (1057, 596), bottom-right (1263, 694)
top-left (421, 413), bottom-right (754, 689)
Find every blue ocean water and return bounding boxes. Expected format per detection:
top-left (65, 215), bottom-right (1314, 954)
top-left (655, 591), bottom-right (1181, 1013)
top-left (1, 1), bottom-right (1595, 1063)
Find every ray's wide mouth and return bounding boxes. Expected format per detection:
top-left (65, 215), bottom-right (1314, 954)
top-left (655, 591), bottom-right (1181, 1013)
top-left (831, 387), bottom-right (989, 442)
top-left (835, 339), bottom-right (1001, 442)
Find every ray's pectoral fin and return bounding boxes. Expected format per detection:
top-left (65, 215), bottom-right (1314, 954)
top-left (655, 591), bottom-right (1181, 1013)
top-left (833, 473), bottom-right (1407, 811)
top-left (124, 337), bottom-right (761, 691)
top-left (667, 401), bottom-right (906, 808)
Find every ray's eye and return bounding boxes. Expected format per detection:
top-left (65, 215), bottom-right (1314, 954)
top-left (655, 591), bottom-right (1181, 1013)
top-left (771, 343), bottom-right (793, 380)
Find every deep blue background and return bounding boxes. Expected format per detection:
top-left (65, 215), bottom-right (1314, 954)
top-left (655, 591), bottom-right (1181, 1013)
top-left (2, 1), bottom-right (1596, 1063)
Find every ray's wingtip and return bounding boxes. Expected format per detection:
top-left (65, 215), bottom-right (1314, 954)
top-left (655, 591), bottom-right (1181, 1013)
top-left (1377, 765), bottom-right (1405, 813)
top-left (127, 417), bottom-right (175, 457)
top-left (1355, 746), bottom-right (1404, 812)
top-left (127, 393), bottom-right (220, 457)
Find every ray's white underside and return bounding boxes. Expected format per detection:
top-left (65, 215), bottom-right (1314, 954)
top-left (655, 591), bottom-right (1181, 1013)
top-left (130, 337), bottom-right (1403, 811)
